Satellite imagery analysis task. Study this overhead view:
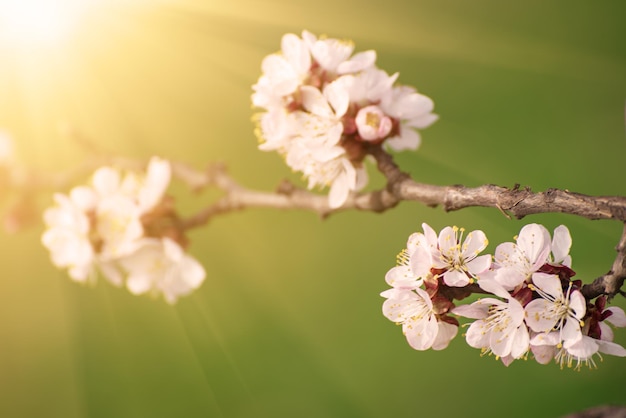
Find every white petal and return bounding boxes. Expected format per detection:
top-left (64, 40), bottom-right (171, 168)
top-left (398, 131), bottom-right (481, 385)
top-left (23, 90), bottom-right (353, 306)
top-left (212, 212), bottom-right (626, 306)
top-left (404, 314), bottom-right (438, 351)
top-left (323, 76), bottom-right (352, 117)
top-left (568, 290), bottom-right (586, 320)
top-left (599, 322), bottom-right (614, 342)
top-left (605, 307), bottom-right (626, 327)
top-left (337, 50), bottom-right (376, 74)
top-left (551, 225), bottom-right (572, 264)
top-left (139, 157), bottom-right (171, 213)
top-left (465, 319), bottom-right (491, 349)
top-left (531, 344), bottom-right (556, 364)
top-left (452, 299), bottom-right (493, 320)
top-left (597, 339), bottom-right (626, 357)
top-left (531, 273), bottom-right (562, 299)
top-left (465, 254), bottom-right (492, 276)
top-left (477, 279), bottom-right (510, 299)
top-left (328, 174), bottom-right (349, 209)
top-left (431, 321), bottom-right (458, 351)
top-left (300, 86), bottom-right (333, 118)
top-left (443, 269), bottom-right (470, 287)
top-left (493, 266), bottom-right (526, 291)
top-left (565, 335), bottom-right (598, 358)
top-left (525, 299), bottom-right (557, 332)
top-left (408, 246), bottom-right (432, 279)
top-left (509, 325), bottom-right (530, 359)
top-left (385, 265), bottom-right (414, 288)
top-left (385, 127), bottom-right (421, 151)
top-left (405, 113), bottom-right (439, 129)
top-left (281, 33), bottom-right (310, 75)
top-left (517, 224), bottom-right (551, 269)
top-left (92, 167), bottom-right (120, 197)
top-left (462, 230), bottom-right (488, 257)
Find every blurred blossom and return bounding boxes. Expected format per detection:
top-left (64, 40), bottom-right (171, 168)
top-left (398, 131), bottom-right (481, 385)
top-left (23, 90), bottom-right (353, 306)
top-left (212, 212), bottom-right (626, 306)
top-left (0, 131), bottom-right (15, 164)
top-left (252, 30), bottom-right (437, 208)
top-left (41, 157), bottom-right (205, 303)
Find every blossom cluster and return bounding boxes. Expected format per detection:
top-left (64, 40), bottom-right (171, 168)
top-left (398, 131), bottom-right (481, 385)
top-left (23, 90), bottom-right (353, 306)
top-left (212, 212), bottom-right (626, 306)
top-left (41, 157), bottom-right (205, 304)
top-left (252, 30), bottom-right (438, 208)
top-left (381, 223), bottom-right (626, 369)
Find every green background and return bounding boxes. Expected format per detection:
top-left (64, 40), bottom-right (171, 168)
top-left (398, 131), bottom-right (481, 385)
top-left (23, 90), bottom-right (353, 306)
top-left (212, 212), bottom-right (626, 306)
top-left (1, 1), bottom-right (625, 417)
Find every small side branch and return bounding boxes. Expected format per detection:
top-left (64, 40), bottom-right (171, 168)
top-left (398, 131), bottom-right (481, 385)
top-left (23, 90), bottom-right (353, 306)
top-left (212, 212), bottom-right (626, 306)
top-left (581, 223), bottom-right (626, 300)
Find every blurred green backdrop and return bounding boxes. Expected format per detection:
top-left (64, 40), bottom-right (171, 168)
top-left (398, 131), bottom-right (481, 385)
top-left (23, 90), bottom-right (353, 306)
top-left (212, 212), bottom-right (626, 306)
top-left (1, 0), bottom-right (625, 417)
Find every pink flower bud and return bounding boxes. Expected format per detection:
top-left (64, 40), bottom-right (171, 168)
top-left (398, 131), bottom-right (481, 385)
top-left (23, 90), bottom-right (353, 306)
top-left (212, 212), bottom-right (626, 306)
top-left (355, 105), bottom-right (392, 141)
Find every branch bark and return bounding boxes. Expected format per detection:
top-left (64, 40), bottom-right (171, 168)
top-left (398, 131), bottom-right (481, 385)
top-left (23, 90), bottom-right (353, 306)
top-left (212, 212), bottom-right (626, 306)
top-left (5, 147), bottom-right (626, 299)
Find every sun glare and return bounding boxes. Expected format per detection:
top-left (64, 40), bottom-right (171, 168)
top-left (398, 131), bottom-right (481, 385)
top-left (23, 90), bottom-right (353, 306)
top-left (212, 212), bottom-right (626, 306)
top-left (0, 0), bottom-right (93, 47)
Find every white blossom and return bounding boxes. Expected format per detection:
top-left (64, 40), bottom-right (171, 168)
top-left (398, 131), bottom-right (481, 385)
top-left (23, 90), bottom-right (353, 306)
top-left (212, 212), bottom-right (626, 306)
top-left (453, 279), bottom-right (529, 363)
top-left (381, 288), bottom-right (457, 351)
top-left (121, 238), bottom-right (206, 305)
top-left (253, 30), bottom-right (437, 209)
top-left (525, 273), bottom-right (586, 348)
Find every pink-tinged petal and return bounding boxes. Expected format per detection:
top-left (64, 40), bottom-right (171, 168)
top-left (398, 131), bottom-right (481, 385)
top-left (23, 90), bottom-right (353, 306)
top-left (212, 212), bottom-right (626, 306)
top-left (568, 290), bottom-right (586, 320)
top-left (525, 299), bottom-right (557, 332)
top-left (531, 273), bottom-right (562, 299)
top-left (605, 307), bottom-right (626, 327)
top-left (300, 86), bottom-right (332, 118)
top-left (431, 321), bottom-right (458, 351)
top-left (385, 265), bottom-right (420, 289)
top-left (413, 287), bottom-right (433, 308)
top-left (517, 224), bottom-right (551, 269)
top-left (337, 50), bottom-right (376, 74)
top-left (465, 254), bottom-right (492, 276)
top-left (408, 246), bottom-right (432, 279)
top-left (565, 336), bottom-right (598, 358)
top-left (597, 340), bottom-right (626, 357)
top-left (551, 225), bottom-right (572, 264)
top-left (500, 355), bottom-right (515, 367)
top-left (465, 320), bottom-right (491, 349)
top-left (599, 322), bottom-right (614, 342)
top-left (490, 324), bottom-right (515, 358)
top-left (443, 269), bottom-right (470, 287)
top-left (530, 331), bottom-right (560, 346)
top-left (437, 226), bottom-right (456, 255)
top-left (452, 299), bottom-right (493, 320)
top-left (531, 344), bottom-right (556, 364)
top-left (494, 242), bottom-right (517, 266)
top-left (406, 232), bottom-right (426, 254)
top-left (493, 266), bottom-right (526, 291)
top-left (404, 314), bottom-right (438, 351)
top-left (382, 294), bottom-right (412, 322)
top-left (462, 230), bottom-right (488, 257)
top-left (509, 326), bottom-right (530, 359)
top-left (380, 288), bottom-right (411, 300)
top-left (421, 223), bottom-right (438, 249)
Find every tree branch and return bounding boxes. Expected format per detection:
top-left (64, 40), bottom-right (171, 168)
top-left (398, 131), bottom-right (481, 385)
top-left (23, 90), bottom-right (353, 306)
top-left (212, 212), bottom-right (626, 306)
top-left (5, 146), bottom-right (626, 299)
